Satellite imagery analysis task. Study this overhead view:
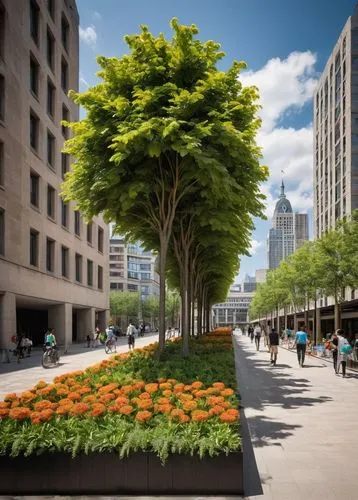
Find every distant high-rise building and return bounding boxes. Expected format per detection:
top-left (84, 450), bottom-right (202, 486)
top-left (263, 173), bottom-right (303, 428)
top-left (267, 182), bottom-right (308, 269)
top-left (255, 268), bottom-right (267, 283)
top-left (313, 5), bottom-right (358, 238)
top-left (242, 273), bottom-right (256, 292)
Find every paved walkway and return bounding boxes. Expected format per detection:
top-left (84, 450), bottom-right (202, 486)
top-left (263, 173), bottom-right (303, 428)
top-left (234, 333), bottom-right (358, 500)
top-left (0, 333), bottom-right (158, 400)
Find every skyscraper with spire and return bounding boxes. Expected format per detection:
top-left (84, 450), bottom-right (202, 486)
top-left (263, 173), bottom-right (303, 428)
top-left (267, 182), bottom-right (308, 269)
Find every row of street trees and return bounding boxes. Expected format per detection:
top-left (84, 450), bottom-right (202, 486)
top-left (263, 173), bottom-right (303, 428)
top-left (62, 19), bottom-right (267, 355)
top-left (249, 212), bottom-right (358, 332)
top-left (109, 289), bottom-right (180, 328)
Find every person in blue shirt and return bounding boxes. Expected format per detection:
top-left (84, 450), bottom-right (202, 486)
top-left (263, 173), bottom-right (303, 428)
top-left (293, 323), bottom-right (308, 367)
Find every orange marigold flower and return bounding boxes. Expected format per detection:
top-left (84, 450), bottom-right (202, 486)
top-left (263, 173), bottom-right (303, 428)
top-left (155, 403), bottom-right (173, 414)
top-left (158, 377), bottom-right (167, 383)
top-left (138, 392), bottom-right (151, 400)
top-left (56, 388), bottom-right (69, 397)
top-left (34, 400), bottom-right (53, 411)
top-left (9, 407), bottom-right (31, 420)
top-left (178, 393), bottom-right (194, 401)
top-left (159, 382), bottom-right (172, 390)
top-left (36, 386), bottom-right (53, 397)
top-left (207, 396), bottom-right (225, 406)
top-left (167, 379), bottom-right (177, 385)
top-left (4, 393), bottom-right (17, 402)
top-left (20, 391), bottom-right (36, 402)
top-left (98, 383), bottom-right (119, 395)
top-left (135, 410), bottom-right (152, 422)
top-left (67, 392), bottom-right (81, 401)
top-left (90, 403), bottom-right (106, 417)
top-left (66, 378), bottom-right (77, 387)
top-left (212, 382), bottom-right (226, 390)
top-left (11, 401), bottom-right (20, 408)
top-left (119, 405), bottom-right (134, 415)
top-left (57, 398), bottom-right (74, 407)
top-left (0, 401), bottom-right (10, 409)
top-left (78, 387), bottom-right (91, 395)
top-left (193, 389), bottom-right (208, 398)
top-left (191, 410), bottom-right (210, 422)
top-left (0, 408), bottom-right (10, 418)
top-left (206, 387), bottom-right (220, 395)
top-left (179, 414), bottom-right (190, 423)
top-left (136, 399), bottom-right (153, 410)
top-left (219, 401), bottom-right (231, 409)
top-left (157, 397), bottom-right (170, 405)
top-left (69, 403), bottom-right (89, 416)
top-left (39, 408), bottom-right (54, 421)
top-left (162, 390), bottom-right (172, 397)
top-left (191, 381), bottom-right (204, 390)
top-left (56, 404), bottom-right (72, 415)
top-left (209, 405), bottom-right (225, 416)
top-left (184, 385), bottom-right (192, 392)
top-left (121, 385), bottom-right (133, 394)
top-left (182, 400), bottom-right (197, 411)
top-left (226, 408), bottom-right (240, 417)
top-left (35, 380), bottom-right (47, 389)
top-left (221, 388), bottom-right (235, 397)
top-left (173, 383), bottom-right (185, 393)
top-left (82, 395), bottom-right (97, 404)
top-left (99, 393), bottom-right (115, 404)
top-left (132, 381), bottom-right (145, 390)
top-left (30, 411), bottom-right (41, 423)
top-left (219, 411), bottom-right (238, 423)
top-left (115, 396), bottom-right (129, 407)
top-left (170, 408), bottom-right (185, 420)
top-left (144, 383), bottom-right (158, 394)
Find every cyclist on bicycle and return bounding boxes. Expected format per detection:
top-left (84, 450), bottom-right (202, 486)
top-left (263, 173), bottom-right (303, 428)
top-left (105, 326), bottom-right (116, 349)
top-left (45, 328), bottom-right (57, 347)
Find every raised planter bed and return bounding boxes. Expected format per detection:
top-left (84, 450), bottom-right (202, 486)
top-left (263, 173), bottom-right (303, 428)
top-left (0, 450), bottom-right (243, 495)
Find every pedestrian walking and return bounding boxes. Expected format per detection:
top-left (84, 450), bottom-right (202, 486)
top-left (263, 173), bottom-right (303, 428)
top-left (126, 322), bottom-right (136, 351)
top-left (248, 325), bottom-right (254, 343)
top-left (254, 323), bottom-right (261, 351)
top-left (264, 321), bottom-right (271, 352)
top-left (269, 327), bottom-right (279, 366)
top-left (293, 323), bottom-right (308, 367)
top-left (329, 330), bottom-right (339, 373)
top-left (337, 329), bottom-right (352, 377)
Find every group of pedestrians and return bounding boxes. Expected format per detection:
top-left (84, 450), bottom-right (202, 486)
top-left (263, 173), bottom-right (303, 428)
top-left (248, 321), bottom-right (352, 376)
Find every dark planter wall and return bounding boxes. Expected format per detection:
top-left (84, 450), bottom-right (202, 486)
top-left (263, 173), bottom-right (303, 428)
top-left (0, 451), bottom-right (243, 495)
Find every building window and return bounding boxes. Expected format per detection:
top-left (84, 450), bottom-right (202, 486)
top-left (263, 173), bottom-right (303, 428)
top-left (61, 200), bottom-right (68, 227)
top-left (46, 237), bottom-right (55, 272)
top-left (62, 105), bottom-right (69, 137)
top-left (0, 141), bottom-right (3, 187)
top-left (98, 226), bottom-right (104, 253)
top-left (30, 229), bottom-right (39, 266)
top-left (47, 28), bottom-right (55, 71)
top-left (0, 74), bottom-right (4, 121)
top-left (98, 265), bottom-right (103, 289)
top-left (61, 57), bottom-right (68, 92)
top-left (74, 211), bottom-right (81, 236)
top-left (75, 253), bottom-right (82, 282)
top-left (87, 259), bottom-right (93, 286)
top-left (47, 130), bottom-right (55, 167)
top-left (0, 207), bottom-right (4, 256)
top-left (61, 245), bottom-right (69, 277)
top-left (47, 79), bottom-right (55, 117)
top-left (87, 221), bottom-right (92, 244)
top-left (30, 56), bottom-right (39, 96)
top-left (61, 14), bottom-right (69, 52)
top-left (0, 3), bottom-right (5, 60)
top-left (47, 184), bottom-right (55, 218)
top-left (30, 172), bottom-right (39, 207)
top-left (47, 0), bottom-right (55, 20)
top-left (30, 0), bottom-right (39, 45)
top-left (29, 110), bottom-right (39, 151)
top-left (61, 152), bottom-right (69, 179)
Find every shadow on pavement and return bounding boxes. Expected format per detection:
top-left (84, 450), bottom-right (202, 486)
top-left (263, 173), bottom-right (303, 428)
top-left (241, 407), bottom-right (264, 497)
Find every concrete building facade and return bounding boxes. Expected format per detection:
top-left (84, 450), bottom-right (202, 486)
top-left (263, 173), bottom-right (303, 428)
top-left (313, 6), bottom-right (358, 238)
top-left (212, 286), bottom-right (254, 327)
top-left (109, 238), bottom-right (159, 301)
top-left (0, 0), bottom-right (109, 347)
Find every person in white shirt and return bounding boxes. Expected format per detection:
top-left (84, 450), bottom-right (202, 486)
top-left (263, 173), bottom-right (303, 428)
top-left (254, 323), bottom-right (262, 351)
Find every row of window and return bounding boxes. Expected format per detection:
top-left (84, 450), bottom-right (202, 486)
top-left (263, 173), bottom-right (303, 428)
top-left (29, 171), bottom-right (104, 252)
top-left (28, 228), bottom-right (103, 287)
top-left (30, 0), bottom-right (70, 55)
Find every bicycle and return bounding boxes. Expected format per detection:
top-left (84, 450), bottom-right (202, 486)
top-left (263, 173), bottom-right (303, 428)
top-left (42, 345), bottom-right (60, 368)
top-left (104, 336), bottom-right (117, 354)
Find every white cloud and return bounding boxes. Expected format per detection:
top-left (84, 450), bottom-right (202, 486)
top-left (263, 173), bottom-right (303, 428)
top-left (79, 25), bottom-right (97, 48)
top-left (249, 239), bottom-right (263, 256)
top-left (93, 11), bottom-right (101, 21)
top-left (240, 51), bottom-right (319, 219)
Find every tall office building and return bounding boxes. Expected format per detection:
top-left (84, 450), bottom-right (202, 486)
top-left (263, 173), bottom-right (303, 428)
top-left (314, 5), bottom-right (358, 238)
top-left (109, 238), bottom-right (159, 301)
top-left (0, 0), bottom-right (109, 347)
top-left (267, 182), bottom-right (308, 269)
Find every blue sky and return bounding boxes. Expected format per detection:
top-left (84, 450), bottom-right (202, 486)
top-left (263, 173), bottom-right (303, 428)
top-left (76, 0), bottom-right (357, 283)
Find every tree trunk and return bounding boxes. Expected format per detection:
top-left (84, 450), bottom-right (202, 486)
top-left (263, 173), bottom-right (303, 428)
top-left (197, 295), bottom-right (202, 335)
top-left (158, 237), bottom-right (168, 354)
top-left (334, 297), bottom-right (341, 330)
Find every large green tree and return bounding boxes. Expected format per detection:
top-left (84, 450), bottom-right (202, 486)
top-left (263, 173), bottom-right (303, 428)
top-left (63, 19), bottom-right (267, 353)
